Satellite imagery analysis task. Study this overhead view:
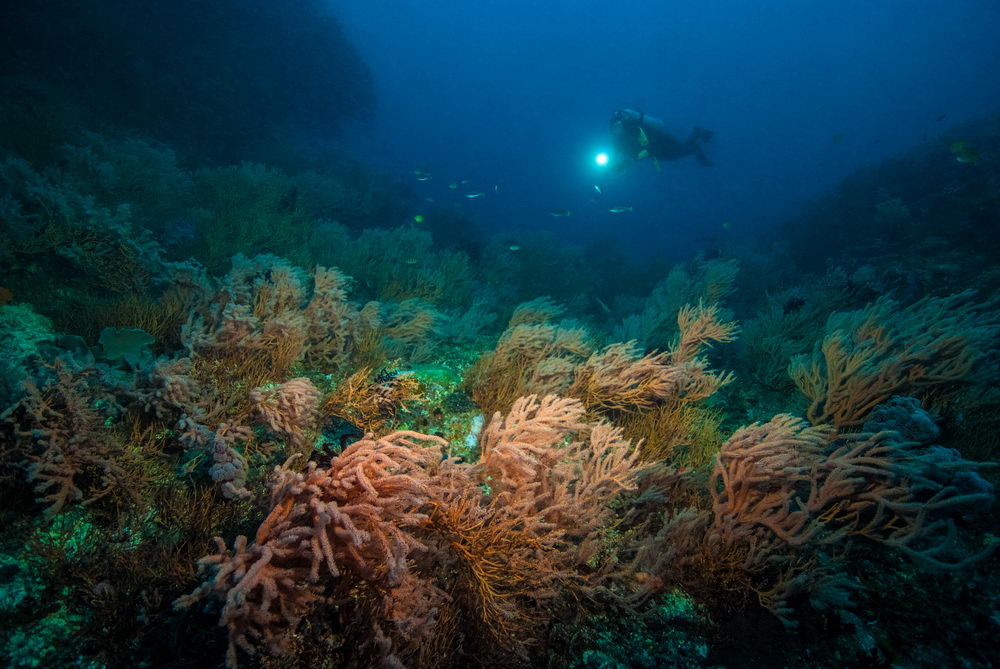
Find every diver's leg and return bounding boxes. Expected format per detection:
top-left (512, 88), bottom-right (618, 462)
top-left (683, 127), bottom-right (715, 166)
top-left (686, 126), bottom-right (716, 144)
top-left (693, 146), bottom-right (714, 167)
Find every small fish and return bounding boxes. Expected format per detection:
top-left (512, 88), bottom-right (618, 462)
top-left (549, 209), bottom-right (571, 217)
top-left (950, 141), bottom-right (981, 164)
top-left (594, 185), bottom-right (602, 195)
top-left (461, 178), bottom-right (472, 184)
top-left (413, 214), bottom-right (424, 223)
top-left (466, 192), bottom-right (486, 199)
top-left (415, 174), bottom-right (432, 182)
top-left (403, 259), bottom-right (418, 265)
top-left (494, 185), bottom-right (500, 193)
top-left (448, 182), bottom-right (458, 189)
top-left (508, 244), bottom-right (521, 251)
top-left (721, 220), bottom-right (732, 230)
top-left (609, 206), bottom-right (632, 213)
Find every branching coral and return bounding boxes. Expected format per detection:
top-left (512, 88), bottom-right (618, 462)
top-left (185, 256), bottom-right (394, 382)
top-left (672, 301), bottom-right (740, 365)
top-left (568, 343), bottom-right (701, 414)
top-left (424, 395), bottom-right (644, 659)
top-left (508, 296), bottom-right (566, 327)
top-left (701, 414), bottom-right (998, 624)
top-left (301, 266), bottom-right (377, 372)
top-left (176, 416), bottom-right (253, 500)
top-left (380, 298), bottom-right (441, 363)
top-left (182, 255), bottom-right (310, 387)
top-left (315, 224), bottom-right (474, 307)
top-left (612, 256), bottom-right (740, 350)
top-left (249, 377), bottom-right (320, 458)
top-left (323, 367), bottom-right (423, 434)
top-left (0, 156), bottom-right (172, 296)
top-left (566, 302), bottom-right (737, 463)
top-left (191, 163), bottom-right (315, 273)
top-left (465, 302), bottom-right (737, 466)
top-left (175, 431), bottom-right (445, 667)
top-left (464, 322), bottom-right (593, 415)
top-left (741, 290), bottom-right (823, 391)
top-left (424, 489), bottom-right (559, 653)
top-left (5, 116), bottom-right (996, 668)
top-left (621, 403), bottom-right (725, 465)
top-left (2, 363), bottom-right (126, 515)
top-left (176, 395), bottom-right (646, 667)
top-left (789, 290), bottom-right (1000, 428)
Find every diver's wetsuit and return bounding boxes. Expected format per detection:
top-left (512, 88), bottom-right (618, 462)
top-left (610, 109), bottom-right (714, 168)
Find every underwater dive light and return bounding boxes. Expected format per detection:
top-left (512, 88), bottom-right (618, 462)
top-left (595, 152), bottom-right (609, 167)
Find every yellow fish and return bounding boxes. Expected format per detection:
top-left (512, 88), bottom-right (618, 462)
top-left (950, 141), bottom-right (981, 164)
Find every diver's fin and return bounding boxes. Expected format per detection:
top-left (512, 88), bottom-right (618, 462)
top-left (637, 149), bottom-right (648, 160)
top-left (637, 127), bottom-right (649, 147)
top-left (692, 126), bottom-right (715, 143)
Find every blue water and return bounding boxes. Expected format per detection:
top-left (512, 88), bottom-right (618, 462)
top-left (335, 0), bottom-right (1000, 257)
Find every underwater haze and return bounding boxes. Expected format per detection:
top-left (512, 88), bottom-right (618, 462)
top-left (1, 1), bottom-right (1000, 668)
top-left (335, 0), bottom-right (1000, 256)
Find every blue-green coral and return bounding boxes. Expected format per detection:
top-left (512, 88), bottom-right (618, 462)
top-left (0, 303), bottom-right (53, 407)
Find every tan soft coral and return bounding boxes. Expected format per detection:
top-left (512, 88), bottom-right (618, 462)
top-left (175, 431), bottom-right (445, 668)
top-left (179, 396), bottom-right (646, 667)
top-left (424, 395), bottom-right (644, 658)
top-left (3, 363), bottom-right (126, 515)
top-left (250, 377), bottom-right (321, 458)
top-left (789, 290), bottom-right (1000, 428)
top-left (323, 367), bottom-right (422, 434)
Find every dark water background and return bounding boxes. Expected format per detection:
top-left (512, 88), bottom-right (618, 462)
top-left (335, 0), bottom-right (1000, 257)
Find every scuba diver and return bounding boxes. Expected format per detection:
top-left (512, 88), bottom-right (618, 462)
top-left (609, 109), bottom-right (715, 170)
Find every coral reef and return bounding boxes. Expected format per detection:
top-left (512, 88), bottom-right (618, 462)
top-left (0, 72), bottom-right (998, 669)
